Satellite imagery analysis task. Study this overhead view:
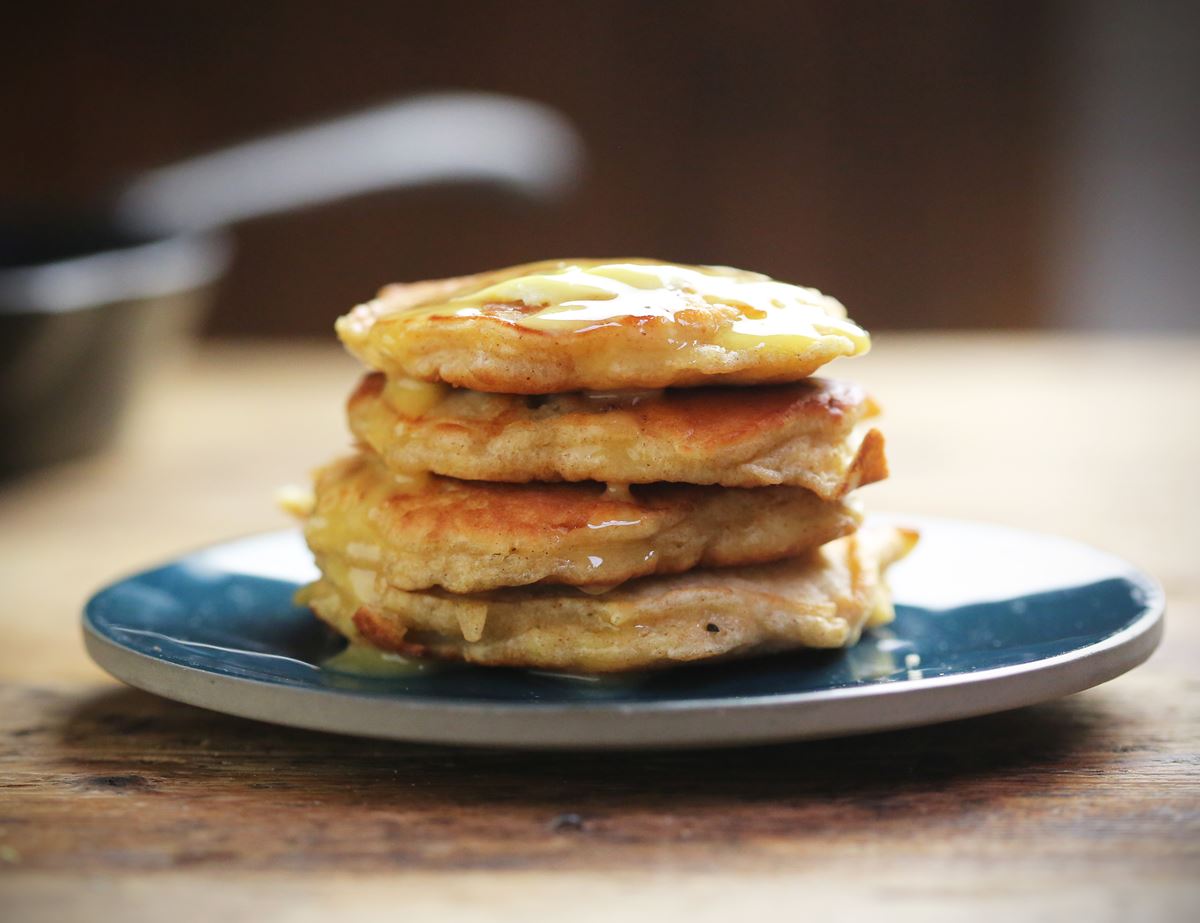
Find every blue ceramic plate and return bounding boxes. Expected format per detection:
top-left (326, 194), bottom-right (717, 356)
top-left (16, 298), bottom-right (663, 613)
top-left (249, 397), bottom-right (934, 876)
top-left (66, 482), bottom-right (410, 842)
top-left (83, 516), bottom-right (1164, 749)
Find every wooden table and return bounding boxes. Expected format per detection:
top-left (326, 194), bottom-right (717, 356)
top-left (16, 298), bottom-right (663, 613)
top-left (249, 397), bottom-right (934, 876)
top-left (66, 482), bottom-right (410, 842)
top-left (2, 335), bottom-right (1197, 921)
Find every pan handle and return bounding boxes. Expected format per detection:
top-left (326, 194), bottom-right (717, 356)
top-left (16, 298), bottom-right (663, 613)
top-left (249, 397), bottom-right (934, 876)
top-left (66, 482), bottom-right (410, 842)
top-left (115, 92), bottom-right (583, 232)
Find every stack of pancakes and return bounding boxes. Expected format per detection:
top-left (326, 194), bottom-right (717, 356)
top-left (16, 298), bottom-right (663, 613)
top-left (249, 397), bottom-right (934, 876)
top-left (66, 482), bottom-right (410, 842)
top-left (298, 259), bottom-right (916, 672)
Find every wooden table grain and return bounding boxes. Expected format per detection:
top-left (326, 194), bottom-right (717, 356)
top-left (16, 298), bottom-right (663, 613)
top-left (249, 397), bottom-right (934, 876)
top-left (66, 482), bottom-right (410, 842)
top-left (1, 334), bottom-right (1197, 921)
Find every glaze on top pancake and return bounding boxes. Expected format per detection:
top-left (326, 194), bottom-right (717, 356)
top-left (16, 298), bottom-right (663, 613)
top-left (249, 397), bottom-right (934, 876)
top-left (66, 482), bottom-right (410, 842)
top-left (304, 452), bottom-right (861, 595)
top-left (348, 373), bottom-right (887, 497)
top-left (299, 525), bottom-right (918, 673)
top-left (335, 259), bottom-right (870, 393)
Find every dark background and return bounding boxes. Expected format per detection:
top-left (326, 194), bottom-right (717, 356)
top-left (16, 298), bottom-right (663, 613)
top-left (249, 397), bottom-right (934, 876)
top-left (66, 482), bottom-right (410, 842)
top-left (4, 1), bottom-right (1196, 336)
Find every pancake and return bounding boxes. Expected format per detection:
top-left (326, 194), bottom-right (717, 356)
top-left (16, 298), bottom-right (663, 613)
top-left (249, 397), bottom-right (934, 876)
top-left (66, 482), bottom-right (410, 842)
top-left (348, 372), bottom-right (888, 497)
top-left (336, 259), bottom-right (870, 393)
top-left (304, 452), bottom-right (862, 594)
top-left (299, 525), bottom-right (918, 673)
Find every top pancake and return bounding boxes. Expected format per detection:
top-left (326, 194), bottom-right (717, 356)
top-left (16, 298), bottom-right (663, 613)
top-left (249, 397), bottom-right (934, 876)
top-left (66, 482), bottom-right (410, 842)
top-left (336, 259), bottom-right (870, 393)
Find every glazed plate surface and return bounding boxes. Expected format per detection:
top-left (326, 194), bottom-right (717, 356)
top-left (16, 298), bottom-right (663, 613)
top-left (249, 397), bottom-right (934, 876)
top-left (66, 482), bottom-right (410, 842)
top-left (83, 516), bottom-right (1164, 748)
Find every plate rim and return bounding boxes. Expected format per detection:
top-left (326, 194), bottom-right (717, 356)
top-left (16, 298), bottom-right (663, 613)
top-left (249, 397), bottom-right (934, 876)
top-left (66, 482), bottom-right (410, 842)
top-left (81, 517), bottom-right (1166, 749)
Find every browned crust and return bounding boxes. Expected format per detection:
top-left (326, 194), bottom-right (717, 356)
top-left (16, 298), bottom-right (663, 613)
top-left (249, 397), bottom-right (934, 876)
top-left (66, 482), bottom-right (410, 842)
top-left (347, 373), bottom-right (889, 496)
top-left (351, 606), bottom-right (410, 652)
top-left (844, 428), bottom-right (889, 494)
